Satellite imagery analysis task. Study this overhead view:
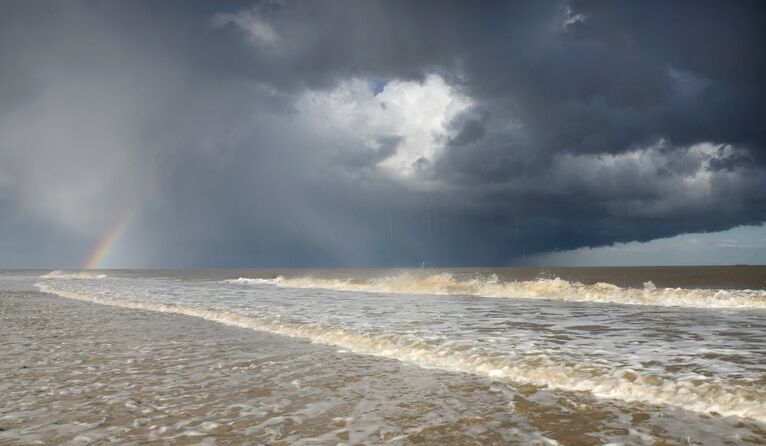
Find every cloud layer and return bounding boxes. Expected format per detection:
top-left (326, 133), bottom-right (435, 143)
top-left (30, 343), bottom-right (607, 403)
top-left (1, 0), bottom-right (764, 267)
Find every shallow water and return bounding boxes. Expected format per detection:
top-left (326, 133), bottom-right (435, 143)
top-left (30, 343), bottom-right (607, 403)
top-left (3, 268), bottom-right (766, 444)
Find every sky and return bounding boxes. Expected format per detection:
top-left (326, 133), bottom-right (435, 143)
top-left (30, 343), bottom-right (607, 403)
top-left (0, 0), bottom-right (765, 268)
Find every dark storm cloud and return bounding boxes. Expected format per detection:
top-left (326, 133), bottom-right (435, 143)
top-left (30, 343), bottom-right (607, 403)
top-left (0, 0), bottom-right (764, 267)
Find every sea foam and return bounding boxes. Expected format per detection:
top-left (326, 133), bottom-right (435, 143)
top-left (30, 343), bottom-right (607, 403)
top-left (41, 270), bottom-right (107, 280)
top-left (227, 273), bottom-right (766, 309)
top-left (224, 277), bottom-right (282, 285)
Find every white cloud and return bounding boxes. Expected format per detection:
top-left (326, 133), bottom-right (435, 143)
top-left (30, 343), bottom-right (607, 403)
top-left (562, 5), bottom-right (585, 28)
top-left (296, 74), bottom-right (472, 177)
top-left (212, 9), bottom-right (279, 45)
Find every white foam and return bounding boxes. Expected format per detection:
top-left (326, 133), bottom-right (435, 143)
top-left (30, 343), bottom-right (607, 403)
top-left (41, 270), bottom-right (107, 280)
top-left (224, 277), bottom-right (282, 285)
top-left (35, 282), bottom-right (766, 422)
top-left (260, 273), bottom-right (766, 309)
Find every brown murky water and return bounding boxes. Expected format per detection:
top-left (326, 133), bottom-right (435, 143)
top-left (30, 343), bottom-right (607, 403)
top-left (2, 268), bottom-right (766, 445)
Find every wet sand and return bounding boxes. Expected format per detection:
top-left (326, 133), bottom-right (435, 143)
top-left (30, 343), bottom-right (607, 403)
top-left (2, 291), bottom-right (532, 445)
top-left (2, 290), bottom-right (764, 445)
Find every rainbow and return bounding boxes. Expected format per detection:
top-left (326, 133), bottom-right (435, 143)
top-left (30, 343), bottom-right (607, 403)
top-left (83, 201), bottom-right (143, 269)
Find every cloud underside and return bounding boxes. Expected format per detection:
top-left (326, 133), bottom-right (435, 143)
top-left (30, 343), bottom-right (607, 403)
top-left (0, 0), bottom-right (765, 267)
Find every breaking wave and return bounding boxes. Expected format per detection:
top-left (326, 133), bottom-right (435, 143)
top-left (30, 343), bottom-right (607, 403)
top-left (41, 270), bottom-right (107, 280)
top-left (224, 277), bottom-right (282, 285)
top-left (34, 281), bottom-right (766, 422)
top-left (228, 273), bottom-right (766, 309)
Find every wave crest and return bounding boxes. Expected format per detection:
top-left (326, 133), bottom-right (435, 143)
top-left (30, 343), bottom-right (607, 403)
top-left (41, 270), bottom-right (107, 280)
top-left (256, 273), bottom-right (766, 309)
top-left (224, 277), bottom-right (282, 285)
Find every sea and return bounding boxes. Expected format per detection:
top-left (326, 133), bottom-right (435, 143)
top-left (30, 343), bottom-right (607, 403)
top-left (3, 266), bottom-right (766, 445)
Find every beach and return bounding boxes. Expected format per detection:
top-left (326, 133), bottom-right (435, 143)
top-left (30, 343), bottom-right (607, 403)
top-left (2, 270), bottom-right (766, 445)
top-left (3, 0), bottom-right (766, 443)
